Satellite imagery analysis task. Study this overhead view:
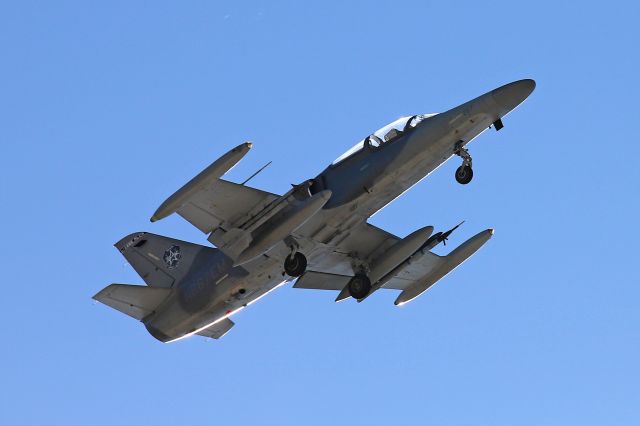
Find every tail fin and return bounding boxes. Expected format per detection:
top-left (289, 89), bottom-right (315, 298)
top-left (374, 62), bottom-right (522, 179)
top-left (93, 284), bottom-right (171, 320)
top-left (115, 232), bottom-right (229, 288)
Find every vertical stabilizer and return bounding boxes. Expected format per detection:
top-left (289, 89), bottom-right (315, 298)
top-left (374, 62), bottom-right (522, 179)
top-left (115, 232), bottom-right (229, 288)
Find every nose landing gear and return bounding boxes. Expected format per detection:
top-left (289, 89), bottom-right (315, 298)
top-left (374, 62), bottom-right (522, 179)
top-left (454, 141), bottom-right (473, 185)
top-left (455, 165), bottom-right (473, 184)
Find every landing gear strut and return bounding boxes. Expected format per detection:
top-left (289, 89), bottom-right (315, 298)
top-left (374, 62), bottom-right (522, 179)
top-left (347, 273), bottom-right (372, 299)
top-left (454, 141), bottom-right (473, 185)
top-left (284, 251), bottom-right (307, 277)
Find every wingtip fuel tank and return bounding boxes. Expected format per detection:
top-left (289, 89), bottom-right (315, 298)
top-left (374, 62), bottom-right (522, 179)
top-left (394, 228), bottom-right (494, 306)
top-left (151, 142), bottom-right (252, 222)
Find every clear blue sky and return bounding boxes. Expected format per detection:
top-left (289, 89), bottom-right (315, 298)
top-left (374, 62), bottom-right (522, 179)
top-left (1, 1), bottom-right (638, 425)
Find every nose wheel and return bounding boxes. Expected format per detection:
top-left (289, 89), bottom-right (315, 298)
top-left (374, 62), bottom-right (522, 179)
top-left (284, 251), bottom-right (307, 277)
top-left (454, 142), bottom-right (473, 185)
top-left (455, 165), bottom-right (473, 184)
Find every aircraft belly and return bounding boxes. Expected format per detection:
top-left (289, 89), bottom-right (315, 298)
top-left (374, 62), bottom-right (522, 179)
top-left (358, 156), bottom-right (442, 218)
top-left (292, 117), bottom-right (491, 273)
top-left (145, 257), bottom-right (287, 340)
top-left (178, 272), bottom-right (286, 338)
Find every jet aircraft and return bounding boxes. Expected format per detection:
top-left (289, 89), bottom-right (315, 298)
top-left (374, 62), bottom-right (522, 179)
top-left (94, 79), bottom-right (535, 342)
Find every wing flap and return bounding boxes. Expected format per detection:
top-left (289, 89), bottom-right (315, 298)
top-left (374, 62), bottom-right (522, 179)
top-left (346, 222), bottom-right (399, 249)
top-left (382, 251), bottom-right (446, 290)
top-left (292, 221), bottom-right (400, 277)
top-left (177, 179), bottom-right (279, 234)
top-left (176, 202), bottom-right (223, 234)
top-left (325, 222), bottom-right (399, 260)
top-left (293, 271), bottom-right (352, 291)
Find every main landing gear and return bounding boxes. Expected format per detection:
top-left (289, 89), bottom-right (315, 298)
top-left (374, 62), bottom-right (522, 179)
top-left (347, 273), bottom-right (372, 299)
top-left (284, 251), bottom-right (307, 277)
top-left (454, 141), bottom-right (473, 185)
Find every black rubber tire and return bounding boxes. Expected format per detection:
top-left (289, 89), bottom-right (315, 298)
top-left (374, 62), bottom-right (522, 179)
top-left (455, 165), bottom-right (473, 184)
top-left (348, 274), bottom-right (372, 299)
top-left (284, 252), bottom-right (307, 277)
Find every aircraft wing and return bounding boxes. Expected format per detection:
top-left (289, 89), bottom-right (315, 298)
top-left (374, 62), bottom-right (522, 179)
top-left (293, 248), bottom-right (445, 293)
top-left (171, 174), bottom-right (441, 292)
top-left (294, 252), bottom-right (446, 292)
top-left (291, 221), bottom-right (403, 282)
top-left (380, 251), bottom-right (446, 290)
top-left (332, 222), bottom-right (400, 260)
top-left (293, 271), bottom-right (352, 291)
top-left (176, 179), bottom-right (279, 234)
top-left (295, 228), bottom-right (493, 306)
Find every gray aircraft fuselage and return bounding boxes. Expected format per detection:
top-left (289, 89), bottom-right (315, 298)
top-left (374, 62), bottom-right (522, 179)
top-left (142, 79), bottom-right (535, 342)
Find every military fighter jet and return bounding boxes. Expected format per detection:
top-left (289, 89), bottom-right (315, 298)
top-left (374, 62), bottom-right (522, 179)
top-left (94, 79), bottom-right (535, 342)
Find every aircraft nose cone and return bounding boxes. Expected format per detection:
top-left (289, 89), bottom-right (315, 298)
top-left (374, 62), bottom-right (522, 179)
top-left (491, 79), bottom-right (536, 112)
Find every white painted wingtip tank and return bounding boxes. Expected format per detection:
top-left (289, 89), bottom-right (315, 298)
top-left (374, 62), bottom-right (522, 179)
top-left (394, 228), bottom-right (494, 306)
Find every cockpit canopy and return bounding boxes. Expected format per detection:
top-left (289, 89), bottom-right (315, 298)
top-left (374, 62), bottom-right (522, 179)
top-left (332, 113), bottom-right (438, 165)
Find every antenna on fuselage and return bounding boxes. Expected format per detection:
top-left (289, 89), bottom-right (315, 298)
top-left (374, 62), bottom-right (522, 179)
top-left (241, 161), bottom-right (272, 185)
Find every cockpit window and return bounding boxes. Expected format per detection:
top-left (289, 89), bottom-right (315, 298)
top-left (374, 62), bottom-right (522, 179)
top-left (375, 117), bottom-right (410, 141)
top-left (331, 113), bottom-right (439, 166)
top-left (406, 113), bottom-right (438, 128)
top-left (367, 135), bottom-right (382, 148)
top-left (331, 139), bottom-right (365, 165)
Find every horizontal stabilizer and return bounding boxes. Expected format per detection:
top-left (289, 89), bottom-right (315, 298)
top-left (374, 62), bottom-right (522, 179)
top-left (293, 271), bottom-right (352, 291)
top-left (93, 284), bottom-right (171, 321)
top-left (196, 318), bottom-right (235, 339)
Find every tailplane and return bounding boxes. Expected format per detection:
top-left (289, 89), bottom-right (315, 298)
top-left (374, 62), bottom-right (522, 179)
top-left (93, 284), bottom-right (171, 321)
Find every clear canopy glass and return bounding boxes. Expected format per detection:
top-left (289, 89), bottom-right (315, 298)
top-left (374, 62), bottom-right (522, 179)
top-left (331, 113), bottom-right (439, 165)
top-left (373, 116), bottom-right (411, 142)
top-left (332, 139), bottom-right (366, 165)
